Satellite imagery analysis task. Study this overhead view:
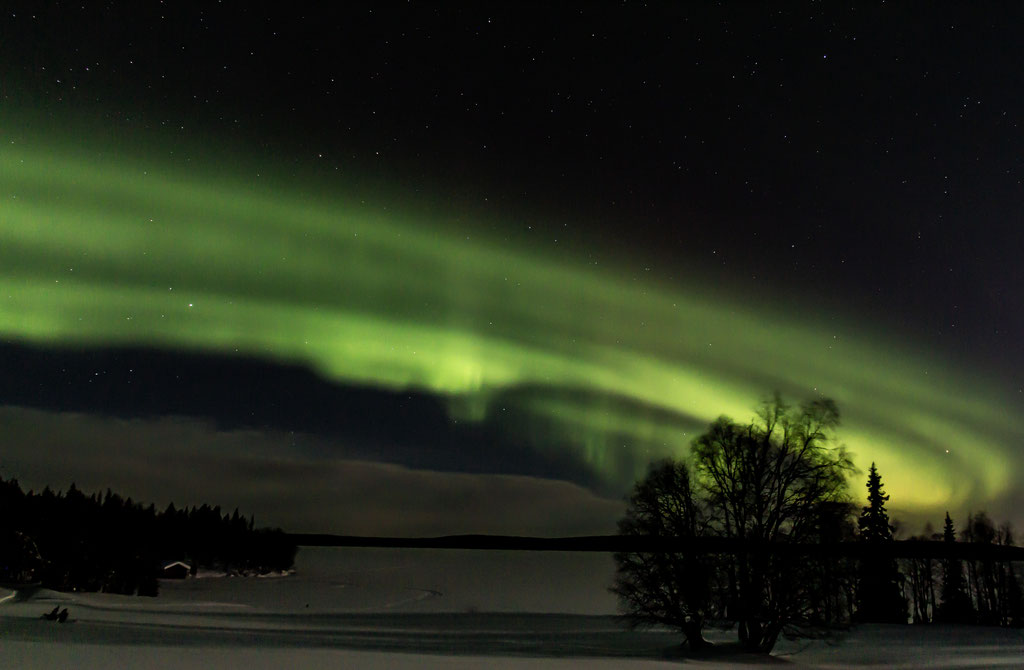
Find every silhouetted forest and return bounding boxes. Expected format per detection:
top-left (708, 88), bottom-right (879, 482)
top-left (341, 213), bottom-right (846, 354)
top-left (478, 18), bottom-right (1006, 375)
top-left (0, 477), bottom-right (296, 596)
top-left (901, 510), bottom-right (1024, 626)
top-left (612, 396), bottom-right (1024, 654)
top-left (614, 459), bottom-right (1024, 645)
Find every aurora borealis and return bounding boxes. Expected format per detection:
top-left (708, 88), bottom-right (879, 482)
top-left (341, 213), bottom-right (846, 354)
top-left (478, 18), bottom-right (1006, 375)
top-left (2, 3), bottom-right (1023, 534)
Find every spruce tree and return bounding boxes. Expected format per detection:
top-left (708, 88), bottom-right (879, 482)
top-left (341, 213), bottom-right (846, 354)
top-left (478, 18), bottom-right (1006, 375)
top-left (855, 463), bottom-right (908, 623)
top-left (935, 511), bottom-right (973, 623)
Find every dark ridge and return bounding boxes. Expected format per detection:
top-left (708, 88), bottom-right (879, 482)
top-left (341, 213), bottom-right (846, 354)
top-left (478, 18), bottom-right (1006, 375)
top-left (288, 533), bottom-right (1024, 561)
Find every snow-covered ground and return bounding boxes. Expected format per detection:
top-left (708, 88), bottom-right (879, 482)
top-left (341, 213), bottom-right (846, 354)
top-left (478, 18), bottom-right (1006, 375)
top-left (2, 547), bottom-right (1023, 669)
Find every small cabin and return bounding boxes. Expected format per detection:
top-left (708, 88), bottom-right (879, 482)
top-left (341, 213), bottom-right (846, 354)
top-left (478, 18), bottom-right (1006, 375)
top-left (161, 561), bottom-right (192, 579)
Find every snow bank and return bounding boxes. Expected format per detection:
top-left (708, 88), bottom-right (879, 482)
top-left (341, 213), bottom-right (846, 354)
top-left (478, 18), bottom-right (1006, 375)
top-left (3, 548), bottom-right (1023, 669)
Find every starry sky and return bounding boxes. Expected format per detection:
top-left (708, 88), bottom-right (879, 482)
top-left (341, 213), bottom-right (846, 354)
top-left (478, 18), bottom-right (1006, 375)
top-left (1, 3), bottom-right (1022, 536)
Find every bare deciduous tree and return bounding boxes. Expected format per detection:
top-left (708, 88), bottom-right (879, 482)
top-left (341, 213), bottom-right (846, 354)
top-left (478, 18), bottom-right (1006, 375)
top-left (613, 394), bottom-right (855, 653)
top-left (611, 459), bottom-right (715, 648)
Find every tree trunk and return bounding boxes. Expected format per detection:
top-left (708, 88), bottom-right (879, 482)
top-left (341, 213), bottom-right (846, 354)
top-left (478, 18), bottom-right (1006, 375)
top-left (737, 619), bottom-right (779, 653)
top-left (683, 620), bottom-right (711, 649)
top-left (759, 624), bottom-right (781, 654)
top-left (927, 559), bottom-right (936, 622)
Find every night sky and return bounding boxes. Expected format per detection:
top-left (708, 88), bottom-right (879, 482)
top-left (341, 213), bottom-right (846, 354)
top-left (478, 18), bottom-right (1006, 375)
top-left (1, 3), bottom-right (1022, 536)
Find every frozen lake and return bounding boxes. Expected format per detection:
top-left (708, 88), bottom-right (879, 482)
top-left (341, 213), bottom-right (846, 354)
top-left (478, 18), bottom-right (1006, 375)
top-left (3, 547), bottom-right (1024, 668)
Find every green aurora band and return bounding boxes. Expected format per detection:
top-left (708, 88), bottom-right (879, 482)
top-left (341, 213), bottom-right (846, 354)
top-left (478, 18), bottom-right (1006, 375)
top-left (1, 127), bottom-right (1021, 516)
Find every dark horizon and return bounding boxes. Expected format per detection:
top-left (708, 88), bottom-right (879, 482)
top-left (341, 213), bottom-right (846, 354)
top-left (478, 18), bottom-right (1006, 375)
top-left (286, 532), bottom-right (1024, 562)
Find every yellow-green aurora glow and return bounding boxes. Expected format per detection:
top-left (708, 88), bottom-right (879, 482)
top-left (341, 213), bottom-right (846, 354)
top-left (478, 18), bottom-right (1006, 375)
top-left (1, 125), bottom-right (1020, 518)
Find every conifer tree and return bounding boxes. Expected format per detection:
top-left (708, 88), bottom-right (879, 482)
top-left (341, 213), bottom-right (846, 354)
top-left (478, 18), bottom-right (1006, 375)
top-left (935, 511), bottom-right (974, 623)
top-left (854, 463), bottom-right (908, 623)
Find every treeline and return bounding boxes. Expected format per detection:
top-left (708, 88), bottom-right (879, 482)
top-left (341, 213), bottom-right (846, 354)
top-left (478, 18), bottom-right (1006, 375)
top-left (0, 476), bottom-right (296, 596)
top-left (619, 459), bottom-right (1024, 643)
top-left (613, 396), bottom-right (1024, 654)
top-left (902, 511), bottom-right (1024, 626)
top-left (845, 465), bottom-right (1024, 627)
